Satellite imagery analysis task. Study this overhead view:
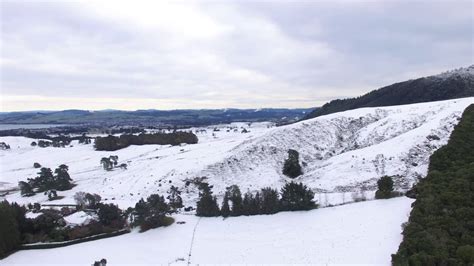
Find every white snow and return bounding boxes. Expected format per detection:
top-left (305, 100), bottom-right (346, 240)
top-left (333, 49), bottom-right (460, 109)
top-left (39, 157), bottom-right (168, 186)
top-left (0, 99), bottom-right (472, 209)
top-left (63, 211), bottom-right (96, 227)
top-left (1, 197), bottom-right (413, 265)
top-left (25, 212), bottom-right (42, 219)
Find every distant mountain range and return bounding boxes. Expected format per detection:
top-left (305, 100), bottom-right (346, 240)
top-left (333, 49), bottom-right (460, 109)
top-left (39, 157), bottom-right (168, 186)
top-left (0, 108), bottom-right (312, 127)
top-left (303, 65), bottom-right (474, 120)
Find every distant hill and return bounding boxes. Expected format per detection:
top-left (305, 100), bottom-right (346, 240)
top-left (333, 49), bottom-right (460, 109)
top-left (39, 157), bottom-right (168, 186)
top-left (0, 108), bottom-right (312, 127)
top-left (304, 65), bottom-right (474, 120)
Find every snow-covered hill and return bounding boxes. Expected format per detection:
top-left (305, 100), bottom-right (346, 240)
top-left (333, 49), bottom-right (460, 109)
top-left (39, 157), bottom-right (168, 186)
top-left (1, 197), bottom-right (413, 265)
top-left (197, 97), bottom-right (473, 195)
top-left (0, 98), bottom-right (473, 208)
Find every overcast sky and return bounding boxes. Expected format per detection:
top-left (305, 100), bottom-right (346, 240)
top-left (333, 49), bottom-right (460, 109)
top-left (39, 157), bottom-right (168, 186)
top-left (1, 0), bottom-right (472, 111)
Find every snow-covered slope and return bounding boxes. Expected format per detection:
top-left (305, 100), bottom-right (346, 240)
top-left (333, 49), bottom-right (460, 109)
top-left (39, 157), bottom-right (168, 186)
top-left (0, 99), bottom-right (472, 208)
top-left (198, 98), bottom-right (473, 195)
top-left (1, 197), bottom-right (413, 265)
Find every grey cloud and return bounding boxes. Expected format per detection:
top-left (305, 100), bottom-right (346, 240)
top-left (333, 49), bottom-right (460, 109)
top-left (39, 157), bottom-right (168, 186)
top-left (0, 0), bottom-right (472, 111)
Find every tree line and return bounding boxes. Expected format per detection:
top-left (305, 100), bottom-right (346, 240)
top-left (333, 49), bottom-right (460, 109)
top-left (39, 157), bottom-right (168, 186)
top-left (196, 182), bottom-right (318, 217)
top-left (94, 132), bottom-right (198, 151)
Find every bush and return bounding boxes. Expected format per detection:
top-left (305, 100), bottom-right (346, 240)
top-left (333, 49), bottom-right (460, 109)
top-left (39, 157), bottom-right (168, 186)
top-left (283, 149), bottom-right (303, 178)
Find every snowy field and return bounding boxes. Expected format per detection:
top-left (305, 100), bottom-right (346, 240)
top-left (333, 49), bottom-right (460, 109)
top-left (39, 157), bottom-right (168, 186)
top-left (1, 197), bottom-right (414, 265)
top-left (1, 98), bottom-right (472, 209)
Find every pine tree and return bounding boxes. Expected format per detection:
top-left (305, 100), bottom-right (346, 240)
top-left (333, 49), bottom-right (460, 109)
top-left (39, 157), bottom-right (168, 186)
top-left (167, 186), bottom-right (183, 212)
top-left (97, 203), bottom-right (122, 226)
top-left (18, 181), bottom-right (34, 197)
top-left (221, 195), bottom-right (230, 218)
top-left (280, 182), bottom-right (316, 211)
top-left (0, 201), bottom-right (21, 258)
top-left (283, 149), bottom-right (303, 178)
top-left (196, 183), bottom-right (220, 217)
top-left (261, 187), bottom-right (280, 214)
top-left (242, 192), bottom-right (253, 216)
top-left (54, 164), bottom-right (73, 190)
top-left (375, 176), bottom-right (394, 199)
top-left (226, 185), bottom-right (243, 216)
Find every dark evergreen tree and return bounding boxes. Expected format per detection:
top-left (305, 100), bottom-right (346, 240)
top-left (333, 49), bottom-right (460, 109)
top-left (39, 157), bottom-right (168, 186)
top-left (132, 194), bottom-right (172, 231)
top-left (283, 149), bottom-right (303, 178)
top-left (167, 186), bottom-right (183, 212)
top-left (18, 181), bottom-right (34, 197)
top-left (31, 167), bottom-right (54, 191)
top-left (0, 201), bottom-right (21, 258)
top-left (220, 195), bottom-right (230, 218)
top-left (97, 203), bottom-right (123, 226)
top-left (33, 162), bottom-right (41, 168)
top-left (133, 198), bottom-right (149, 226)
top-left (54, 164), bottom-right (73, 190)
top-left (242, 192), bottom-right (253, 216)
top-left (226, 185), bottom-right (243, 216)
top-left (375, 176), bottom-right (394, 199)
top-left (260, 187), bottom-right (280, 214)
top-left (280, 182), bottom-right (316, 211)
top-left (196, 183), bottom-right (220, 217)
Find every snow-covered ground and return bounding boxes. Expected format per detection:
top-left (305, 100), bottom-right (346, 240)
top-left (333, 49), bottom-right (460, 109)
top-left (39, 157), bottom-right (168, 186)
top-left (1, 197), bottom-right (413, 265)
top-left (0, 98), bottom-right (472, 209)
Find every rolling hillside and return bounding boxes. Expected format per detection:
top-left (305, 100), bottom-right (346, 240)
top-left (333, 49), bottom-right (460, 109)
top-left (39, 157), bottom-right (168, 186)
top-left (304, 65), bottom-right (474, 120)
top-left (1, 98), bottom-right (472, 209)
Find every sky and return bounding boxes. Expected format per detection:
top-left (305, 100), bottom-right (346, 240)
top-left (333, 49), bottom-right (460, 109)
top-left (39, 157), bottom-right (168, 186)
top-left (0, 0), bottom-right (472, 111)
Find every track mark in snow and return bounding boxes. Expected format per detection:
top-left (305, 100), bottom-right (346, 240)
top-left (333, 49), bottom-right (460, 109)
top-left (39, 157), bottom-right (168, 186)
top-left (187, 217), bottom-right (201, 266)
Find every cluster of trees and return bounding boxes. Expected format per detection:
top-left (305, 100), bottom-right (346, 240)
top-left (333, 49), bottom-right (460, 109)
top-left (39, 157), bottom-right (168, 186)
top-left (283, 149), bottom-right (303, 178)
top-left (392, 104), bottom-right (474, 265)
top-left (1, 186), bottom-right (181, 258)
top-left (100, 156), bottom-right (127, 170)
top-left (129, 186), bottom-right (182, 232)
top-left (29, 134), bottom-right (92, 148)
top-left (0, 193), bottom-right (128, 258)
top-left (94, 132), bottom-right (198, 151)
top-left (31, 139), bottom-right (71, 148)
top-left (19, 165), bottom-right (74, 197)
top-left (196, 182), bottom-right (317, 217)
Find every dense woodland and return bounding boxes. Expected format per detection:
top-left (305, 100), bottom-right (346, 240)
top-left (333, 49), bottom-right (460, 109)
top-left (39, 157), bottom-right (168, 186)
top-left (392, 104), bottom-right (474, 265)
top-left (94, 132), bottom-right (198, 151)
top-left (304, 70), bottom-right (474, 120)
